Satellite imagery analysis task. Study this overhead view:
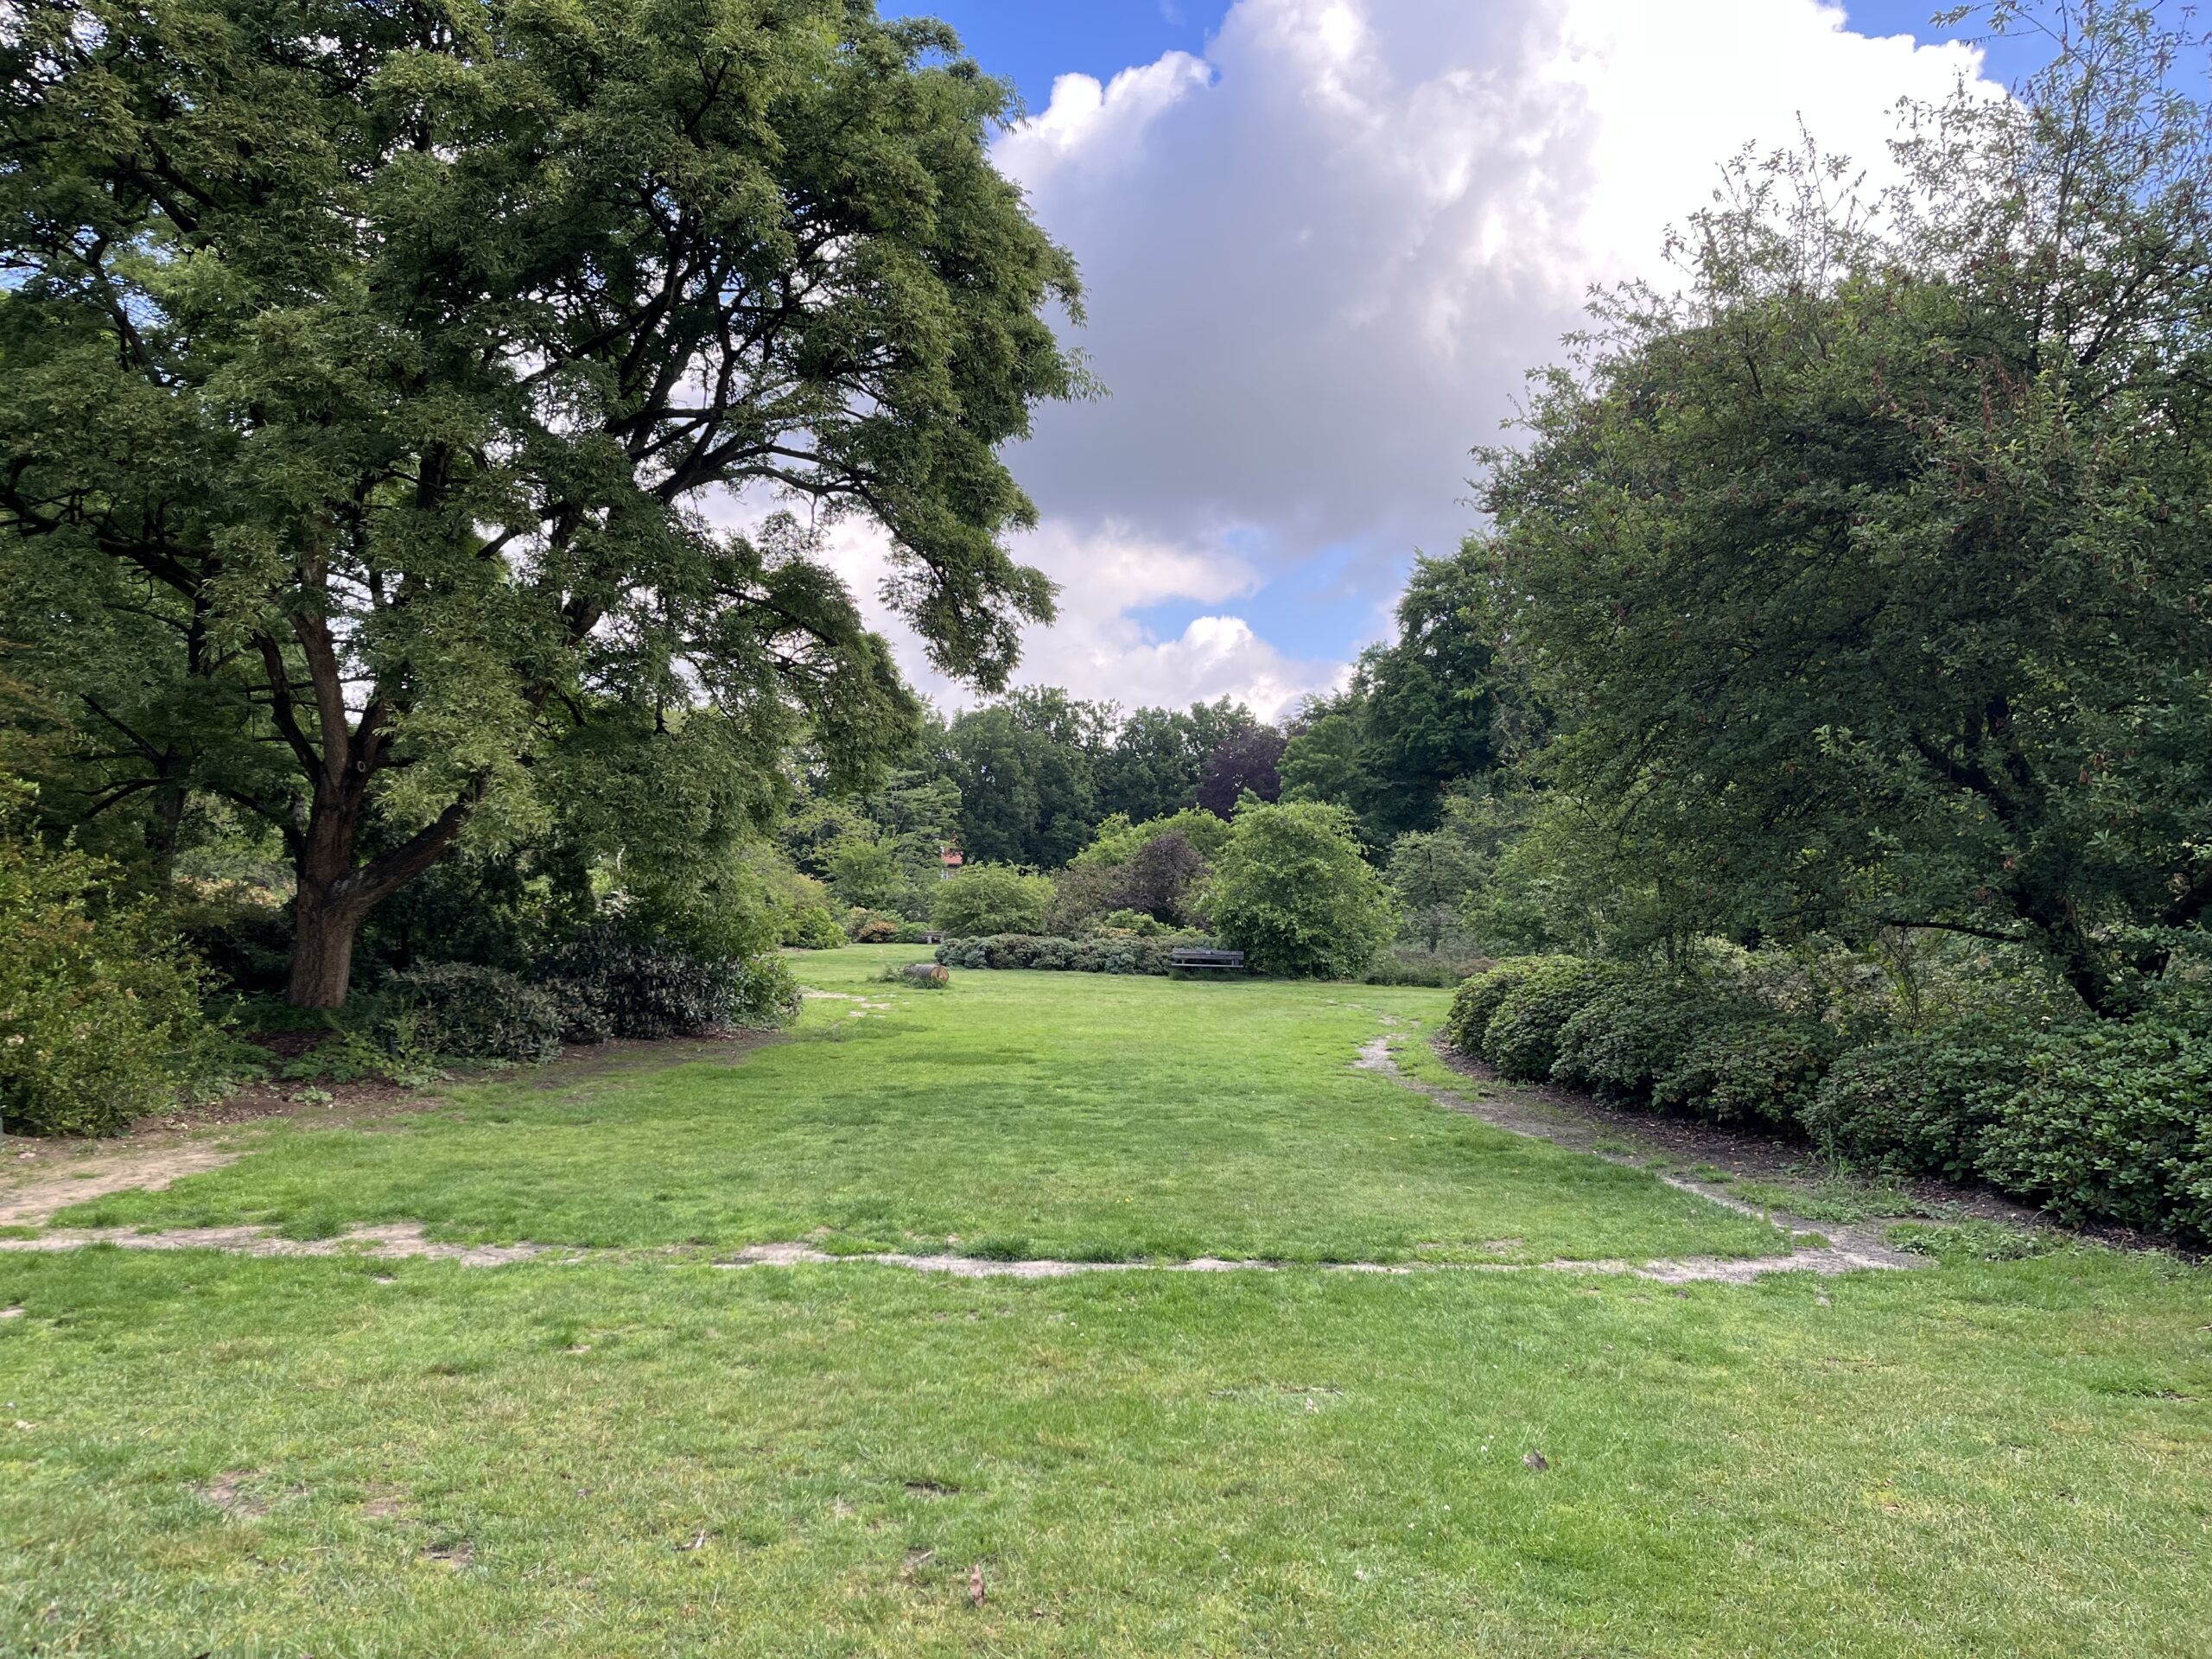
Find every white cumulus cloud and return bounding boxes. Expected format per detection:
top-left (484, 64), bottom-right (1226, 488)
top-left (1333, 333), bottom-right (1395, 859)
top-left (726, 2), bottom-right (2008, 725)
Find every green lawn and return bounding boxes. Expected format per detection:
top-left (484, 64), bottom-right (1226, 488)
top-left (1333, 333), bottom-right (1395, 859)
top-left (57, 948), bottom-right (1781, 1266)
top-left (3, 948), bottom-right (2209, 1656)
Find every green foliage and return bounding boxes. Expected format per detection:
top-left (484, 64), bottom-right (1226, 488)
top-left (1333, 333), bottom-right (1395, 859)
top-left (1281, 541), bottom-right (1526, 842)
top-left (932, 934), bottom-right (1207, 976)
top-left (781, 906), bottom-right (849, 951)
top-left (1969, 1017), bottom-right (2212, 1242)
top-left (1075, 808), bottom-right (1234, 868)
top-left (0, 0), bottom-right (1080, 1001)
top-left (728, 956), bottom-right (805, 1033)
top-left (537, 931), bottom-right (796, 1041)
top-left (0, 791), bottom-right (210, 1135)
top-left (384, 964), bottom-right (563, 1066)
top-left (1478, 10), bottom-right (2212, 1013)
top-left (1650, 1017), bottom-right (1845, 1128)
top-left (1464, 957), bottom-right (1845, 1125)
top-left (1807, 1007), bottom-right (2212, 1244)
top-left (1444, 957), bottom-right (1581, 1055)
top-left (1206, 799), bottom-right (1395, 979)
top-left (1481, 960), bottom-right (1630, 1083)
top-left (1387, 827), bottom-right (1486, 953)
top-left (847, 912), bottom-right (902, 945)
top-left (931, 864), bottom-right (1054, 939)
top-left (1551, 978), bottom-right (1720, 1102)
top-left (938, 691), bottom-right (1111, 868)
top-left (1092, 699), bottom-right (1252, 823)
top-left (1802, 1027), bottom-right (2026, 1180)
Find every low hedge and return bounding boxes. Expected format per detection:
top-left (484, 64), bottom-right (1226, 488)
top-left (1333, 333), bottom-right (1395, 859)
top-left (1807, 1014), bottom-right (2212, 1243)
top-left (1447, 953), bottom-right (2212, 1245)
top-left (1483, 959), bottom-right (1630, 1081)
top-left (385, 963), bottom-right (564, 1065)
top-left (537, 931), bottom-right (801, 1039)
top-left (932, 934), bottom-right (1218, 976)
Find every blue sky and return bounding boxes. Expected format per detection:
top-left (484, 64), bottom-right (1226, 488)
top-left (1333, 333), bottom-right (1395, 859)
top-left (888, 2), bottom-right (2051, 111)
top-left (842, 2), bottom-right (2061, 715)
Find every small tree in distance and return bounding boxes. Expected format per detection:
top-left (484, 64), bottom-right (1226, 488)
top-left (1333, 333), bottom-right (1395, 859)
top-left (1207, 798), bottom-right (1395, 979)
top-left (931, 864), bottom-right (1055, 938)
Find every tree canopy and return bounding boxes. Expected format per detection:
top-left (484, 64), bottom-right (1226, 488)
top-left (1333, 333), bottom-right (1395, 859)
top-left (0, 0), bottom-right (1081, 1002)
top-left (1480, 3), bottom-right (2212, 1014)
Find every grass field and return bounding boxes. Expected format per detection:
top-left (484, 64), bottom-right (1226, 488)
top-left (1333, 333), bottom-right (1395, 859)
top-left (3, 947), bottom-right (2209, 1656)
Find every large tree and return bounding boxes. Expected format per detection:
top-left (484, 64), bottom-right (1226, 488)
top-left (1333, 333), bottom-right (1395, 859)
top-left (0, 0), bottom-right (1079, 1003)
top-left (1278, 540), bottom-right (1514, 843)
top-left (1483, 2), bottom-right (2212, 1014)
top-left (936, 687), bottom-right (1109, 867)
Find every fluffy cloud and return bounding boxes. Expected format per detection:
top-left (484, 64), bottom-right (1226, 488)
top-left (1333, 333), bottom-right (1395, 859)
top-left (966, 0), bottom-right (2001, 713)
top-left (731, 3), bottom-right (2005, 721)
top-left (804, 512), bottom-right (1339, 718)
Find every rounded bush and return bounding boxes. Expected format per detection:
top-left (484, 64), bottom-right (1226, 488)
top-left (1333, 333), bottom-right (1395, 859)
top-left (1973, 1019), bottom-right (2212, 1242)
top-left (386, 963), bottom-right (564, 1065)
top-left (538, 930), bottom-right (797, 1039)
top-left (1551, 977), bottom-right (1714, 1100)
top-left (0, 799), bottom-right (213, 1136)
top-left (1446, 957), bottom-right (1565, 1055)
top-left (1802, 1026), bottom-right (2024, 1178)
top-left (931, 866), bottom-right (1054, 938)
top-left (1652, 1016), bottom-right (1842, 1127)
top-left (1483, 959), bottom-right (1629, 1081)
top-left (783, 905), bottom-right (849, 950)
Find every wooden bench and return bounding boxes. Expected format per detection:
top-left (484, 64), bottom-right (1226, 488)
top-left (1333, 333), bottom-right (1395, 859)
top-left (1170, 947), bottom-right (1246, 971)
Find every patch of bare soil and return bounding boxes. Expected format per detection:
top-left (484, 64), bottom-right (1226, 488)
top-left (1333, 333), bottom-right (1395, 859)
top-left (0, 1142), bottom-right (245, 1228)
top-left (194, 1470), bottom-right (272, 1516)
top-left (1, 1221), bottom-right (560, 1267)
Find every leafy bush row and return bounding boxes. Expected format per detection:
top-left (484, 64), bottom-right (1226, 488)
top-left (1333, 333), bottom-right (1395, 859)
top-left (1807, 1009), bottom-right (2212, 1242)
top-left (1446, 957), bottom-right (2212, 1243)
top-left (379, 937), bottom-right (806, 1066)
top-left (933, 934), bottom-right (1217, 976)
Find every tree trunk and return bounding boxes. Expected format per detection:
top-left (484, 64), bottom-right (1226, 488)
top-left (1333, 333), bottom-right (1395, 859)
top-left (287, 882), bottom-right (371, 1007)
top-left (282, 774), bottom-right (476, 1008)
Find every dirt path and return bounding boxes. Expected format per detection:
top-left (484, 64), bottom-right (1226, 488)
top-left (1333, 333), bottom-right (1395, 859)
top-left (0, 1224), bottom-right (1909, 1281)
top-left (1356, 1034), bottom-right (1940, 1274)
top-left (0, 1143), bottom-right (245, 1228)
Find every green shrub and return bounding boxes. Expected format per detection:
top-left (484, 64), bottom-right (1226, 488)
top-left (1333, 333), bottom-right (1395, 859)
top-left (1443, 957), bottom-right (1580, 1056)
top-left (1973, 1019), bottom-right (2212, 1243)
top-left (931, 934), bottom-right (1205, 976)
top-left (1551, 977), bottom-right (1714, 1100)
top-left (782, 905), bottom-right (849, 950)
top-left (0, 805), bottom-right (212, 1136)
top-left (931, 865), bottom-right (1054, 938)
top-left (538, 930), bottom-right (798, 1039)
top-left (1651, 1016), bottom-right (1843, 1128)
top-left (727, 954), bottom-right (804, 1030)
top-left (1207, 800), bottom-right (1395, 979)
top-left (1802, 1026), bottom-right (2024, 1179)
top-left (385, 963), bottom-right (564, 1064)
top-left (847, 910), bottom-right (901, 944)
top-left (1483, 959), bottom-right (1629, 1081)
top-left (893, 920), bottom-right (935, 944)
